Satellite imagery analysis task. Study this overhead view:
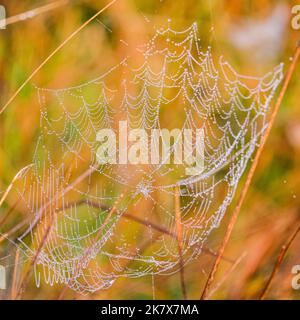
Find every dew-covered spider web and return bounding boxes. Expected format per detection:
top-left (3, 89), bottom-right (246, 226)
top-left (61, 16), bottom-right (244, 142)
top-left (7, 23), bottom-right (283, 294)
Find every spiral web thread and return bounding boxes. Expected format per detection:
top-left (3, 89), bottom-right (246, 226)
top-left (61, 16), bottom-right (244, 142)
top-left (8, 23), bottom-right (283, 294)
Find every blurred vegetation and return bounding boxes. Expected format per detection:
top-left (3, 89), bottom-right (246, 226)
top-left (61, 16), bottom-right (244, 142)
top-left (0, 0), bottom-right (300, 300)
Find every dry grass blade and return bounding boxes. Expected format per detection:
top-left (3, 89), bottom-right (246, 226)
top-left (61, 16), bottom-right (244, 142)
top-left (200, 42), bottom-right (300, 300)
top-left (1, 0), bottom-right (69, 27)
top-left (15, 214), bottom-right (55, 300)
top-left (259, 223), bottom-right (300, 299)
top-left (0, 198), bottom-right (20, 228)
top-left (0, 217), bottom-right (31, 244)
top-left (0, 164), bottom-right (33, 208)
top-left (93, 194), bottom-right (124, 244)
top-left (11, 247), bottom-right (20, 300)
top-left (206, 252), bottom-right (247, 299)
top-left (0, 0), bottom-right (118, 115)
top-left (21, 164), bottom-right (99, 239)
top-left (59, 199), bottom-right (234, 262)
top-left (58, 194), bottom-right (125, 299)
top-left (175, 185), bottom-right (187, 300)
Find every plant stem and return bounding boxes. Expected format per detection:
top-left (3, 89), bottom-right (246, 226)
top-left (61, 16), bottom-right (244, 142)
top-left (175, 185), bottom-right (187, 300)
top-left (259, 223), bottom-right (300, 299)
top-left (0, 0), bottom-right (118, 115)
top-left (200, 42), bottom-right (300, 300)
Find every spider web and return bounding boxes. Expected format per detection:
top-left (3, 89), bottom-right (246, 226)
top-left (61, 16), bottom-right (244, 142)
top-left (8, 22), bottom-right (283, 294)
